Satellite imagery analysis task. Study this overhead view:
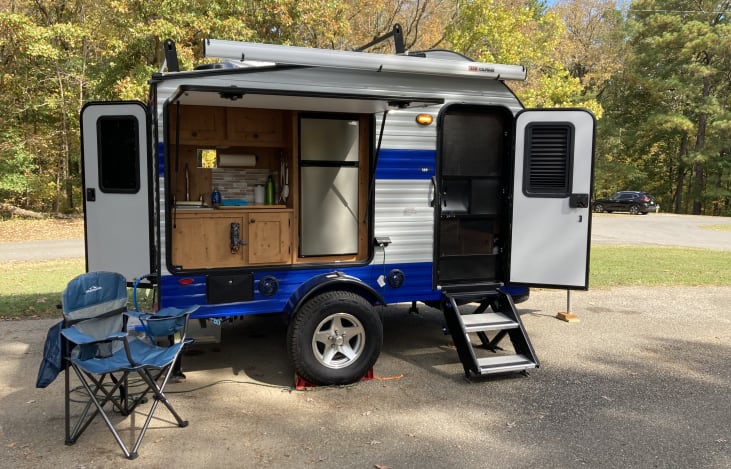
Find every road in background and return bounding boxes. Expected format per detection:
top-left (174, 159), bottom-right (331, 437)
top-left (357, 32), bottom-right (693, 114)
top-left (591, 213), bottom-right (731, 251)
top-left (0, 239), bottom-right (84, 262)
top-left (1, 213), bottom-right (730, 263)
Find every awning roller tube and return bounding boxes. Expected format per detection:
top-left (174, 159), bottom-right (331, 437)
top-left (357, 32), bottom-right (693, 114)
top-left (204, 39), bottom-right (527, 82)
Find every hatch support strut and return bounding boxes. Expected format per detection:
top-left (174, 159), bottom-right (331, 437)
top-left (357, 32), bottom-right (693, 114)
top-left (354, 24), bottom-right (405, 54)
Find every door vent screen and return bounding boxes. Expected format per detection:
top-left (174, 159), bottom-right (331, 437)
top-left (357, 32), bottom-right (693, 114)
top-left (523, 123), bottom-right (573, 197)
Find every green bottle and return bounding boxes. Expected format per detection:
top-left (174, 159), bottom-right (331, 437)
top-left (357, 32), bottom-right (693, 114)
top-left (265, 175), bottom-right (275, 205)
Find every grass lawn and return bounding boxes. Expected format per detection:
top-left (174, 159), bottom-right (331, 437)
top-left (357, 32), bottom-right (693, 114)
top-left (0, 259), bottom-right (85, 319)
top-left (590, 245), bottom-right (731, 287)
top-left (1, 245), bottom-right (730, 320)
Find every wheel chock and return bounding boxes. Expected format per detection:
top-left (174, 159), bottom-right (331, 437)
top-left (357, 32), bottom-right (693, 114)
top-left (294, 369), bottom-right (374, 390)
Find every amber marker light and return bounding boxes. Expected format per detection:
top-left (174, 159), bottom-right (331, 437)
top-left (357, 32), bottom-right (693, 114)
top-left (415, 114), bottom-right (433, 125)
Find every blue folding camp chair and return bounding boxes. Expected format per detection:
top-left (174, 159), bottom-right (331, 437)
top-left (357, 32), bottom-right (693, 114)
top-left (60, 271), bottom-right (197, 459)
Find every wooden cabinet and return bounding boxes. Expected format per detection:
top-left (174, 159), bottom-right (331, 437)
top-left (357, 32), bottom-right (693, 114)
top-left (248, 211), bottom-right (291, 264)
top-left (171, 106), bottom-right (225, 145)
top-left (171, 209), bottom-right (292, 269)
top-left (171, 214), bottom-right (244, 269)
top-left (170, 106), bottom-right (287, 147)
top-left (226, 108), bottom-right (285, 147)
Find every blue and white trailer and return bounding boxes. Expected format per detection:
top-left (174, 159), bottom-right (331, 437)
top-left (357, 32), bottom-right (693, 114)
top-left (80, 32), bottom-right (594, 385)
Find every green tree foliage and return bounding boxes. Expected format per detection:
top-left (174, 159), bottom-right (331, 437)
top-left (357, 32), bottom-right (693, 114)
top-left (445, 0), bottom-right (603, 114)
top-left (600, 0), bottom-right (731, 214)
top-left (2, 0), bottom-right (729, 217)
top-left (0, 7), bottom-right (87, 212)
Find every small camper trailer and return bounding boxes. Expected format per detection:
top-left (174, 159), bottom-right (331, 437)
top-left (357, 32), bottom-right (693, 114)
top-left (80, 29), bottom-right (594, 385)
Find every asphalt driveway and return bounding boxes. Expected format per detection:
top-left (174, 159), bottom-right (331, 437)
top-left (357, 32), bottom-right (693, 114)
top-left (1, 286), bottom-right (729, 468)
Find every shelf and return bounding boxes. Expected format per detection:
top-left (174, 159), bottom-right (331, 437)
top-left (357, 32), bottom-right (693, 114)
top-left (214, 205), bottom-right (287, 210)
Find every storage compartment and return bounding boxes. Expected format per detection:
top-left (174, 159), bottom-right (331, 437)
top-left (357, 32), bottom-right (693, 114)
top-left (207, 273), bottom-right (254, 304)
top-left (441, 112), bottom-right (506, 177)
top-left (442, 179), bottom-right (470, 214)
top-left (226, 108), bottom-right (286, 147)
top-left (438, 255), bottom-right (498, 283)
top-left (170, 209), bottom-right (293, 269)
top-left (471, 178), bottom-right (501, 215)
top-left (439, 219), bottom-right (498, 256)
top-left (171, 214), bottom-right (245, 269)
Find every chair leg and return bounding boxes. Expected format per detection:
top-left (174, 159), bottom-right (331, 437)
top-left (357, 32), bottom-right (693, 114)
top-left (129, 365), bottom-right (188, 457)
top-left (71, 365), bottom-right (136, 459)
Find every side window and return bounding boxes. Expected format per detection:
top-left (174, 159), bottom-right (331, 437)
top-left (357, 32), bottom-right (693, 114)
top-left (523, 123), bottom-right (574, 197)
top-left (97, 116), bottom-right (140, 193)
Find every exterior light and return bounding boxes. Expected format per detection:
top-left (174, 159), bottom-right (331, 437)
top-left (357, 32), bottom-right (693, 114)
top-left (416, 114), bottom-right (433, 125)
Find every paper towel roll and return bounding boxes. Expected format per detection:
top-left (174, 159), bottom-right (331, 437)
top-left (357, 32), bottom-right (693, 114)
top-left (218, 154), bottom-right (257, 167)
top-left (254, 185), bottom-right (265, 204)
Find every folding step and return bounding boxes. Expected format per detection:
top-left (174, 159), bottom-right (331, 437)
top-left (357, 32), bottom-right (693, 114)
top-left (460, 312), bottom-right (519, 333)
top-left (475, 354), bottom-right (537, 375)
top-left (440, 289), bottom-right (539, 379)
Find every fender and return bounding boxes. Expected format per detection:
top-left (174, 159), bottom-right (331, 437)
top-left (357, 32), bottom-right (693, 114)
top-left (284, 271), bottom-right (386, 317)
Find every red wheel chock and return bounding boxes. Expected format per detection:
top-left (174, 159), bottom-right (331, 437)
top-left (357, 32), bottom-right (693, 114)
top-left (294, 369), bottom-right (374, 390)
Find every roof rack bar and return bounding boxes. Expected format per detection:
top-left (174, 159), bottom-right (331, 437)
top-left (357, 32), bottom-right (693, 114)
top-left (203, 39), bottom-right (526, 81)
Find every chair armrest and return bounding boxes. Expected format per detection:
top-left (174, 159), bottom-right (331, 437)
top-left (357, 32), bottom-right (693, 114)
top-left (126, 306), bottom-right (199, 339)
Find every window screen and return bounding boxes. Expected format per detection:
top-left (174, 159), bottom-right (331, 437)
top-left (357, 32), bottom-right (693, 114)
top-left (97, 116), bottom-right (140, 193)
top-left (523, 123), bottom-right (573, 197)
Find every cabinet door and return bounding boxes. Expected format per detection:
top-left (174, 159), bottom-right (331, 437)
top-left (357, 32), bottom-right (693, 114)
top-left (248, 211), bottom-right (291, 264)
top-left (173, 106), bottom-right (225, 144)
top-left (227, 108), bottom-right (284, 147)
top-left (172, 215), bottom-right (245, 268)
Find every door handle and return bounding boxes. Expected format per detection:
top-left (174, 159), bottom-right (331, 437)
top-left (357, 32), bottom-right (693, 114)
top-left (569, 193), bottom-right (589, 208)
top-left (429, 176), bottom-right (437, 208)
top-left (86, 188), bottom-right (96, 202)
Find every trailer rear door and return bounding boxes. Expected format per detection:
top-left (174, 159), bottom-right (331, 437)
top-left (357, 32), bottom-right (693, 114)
top-left (81, 102), bottom-right (152, 281)
top-left (509, 109), bottom-right (594, 289)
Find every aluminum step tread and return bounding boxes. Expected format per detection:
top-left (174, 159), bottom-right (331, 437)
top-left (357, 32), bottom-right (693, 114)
top-left (460, 312), bottom-right (519, 332)
top-left (475, 354), bottom-right (536, 375)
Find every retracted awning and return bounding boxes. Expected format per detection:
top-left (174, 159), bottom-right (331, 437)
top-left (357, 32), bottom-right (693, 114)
top-left (204, 39), bottom-right (527, 82)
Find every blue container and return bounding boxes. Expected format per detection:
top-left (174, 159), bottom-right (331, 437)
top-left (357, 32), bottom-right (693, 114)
top-left (211, 188), bottom-right (221, 206)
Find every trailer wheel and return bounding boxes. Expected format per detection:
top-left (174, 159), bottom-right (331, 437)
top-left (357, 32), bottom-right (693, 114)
top-left (287, 291), bottom-right (382, 386)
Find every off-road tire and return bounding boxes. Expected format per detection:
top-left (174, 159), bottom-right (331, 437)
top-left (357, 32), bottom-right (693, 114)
top-left (287, 291), bottom-right (383, 385)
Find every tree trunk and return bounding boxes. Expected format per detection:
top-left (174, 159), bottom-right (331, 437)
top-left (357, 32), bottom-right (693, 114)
top-left (0, 203), bottom-right (46, 219)
top-left (674, 136), bottom-right (688, 213)
top-left (691, 75), bottom-right (711, 215)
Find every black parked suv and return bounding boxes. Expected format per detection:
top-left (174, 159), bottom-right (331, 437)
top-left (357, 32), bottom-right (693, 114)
top-left (593, 191), bottom-right (658, 215)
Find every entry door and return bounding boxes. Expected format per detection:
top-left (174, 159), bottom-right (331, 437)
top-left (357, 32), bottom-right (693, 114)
top-left (435, 105), bottom-right (512, 287)
top-left (80, 102), bottom-right (153, 281)
top-left (509, 109), bottom-right (595, 288)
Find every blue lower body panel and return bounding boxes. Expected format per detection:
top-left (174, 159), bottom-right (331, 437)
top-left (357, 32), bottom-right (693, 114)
top-left (160, 262), bottom-right (442, 319)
